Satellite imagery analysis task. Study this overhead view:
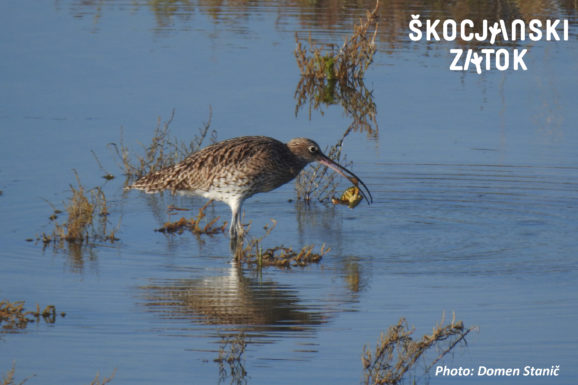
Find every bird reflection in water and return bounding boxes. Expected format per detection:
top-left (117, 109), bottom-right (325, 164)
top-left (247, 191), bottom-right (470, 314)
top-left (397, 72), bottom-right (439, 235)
top-left (140, 263), bottom-right (327, 332)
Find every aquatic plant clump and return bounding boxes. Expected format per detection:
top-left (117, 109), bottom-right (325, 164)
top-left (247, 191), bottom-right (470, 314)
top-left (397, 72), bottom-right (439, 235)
top-left (0, 300), bottom-right (63, 331)
top-left (243, 244), bottom-right (329, 268)
top-left (40, 172), bottom-right (118, 247)
top-left (362, 314), bottom-right (476, 385)
top-left (155, 200), bottom-right (227, 235)
top-left (295, 1), bottom-right (379, 83)
top-left (236, 220), bottom-right (330, 268)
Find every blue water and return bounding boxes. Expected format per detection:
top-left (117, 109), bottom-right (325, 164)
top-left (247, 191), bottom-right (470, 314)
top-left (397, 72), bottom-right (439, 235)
top-left (1, 1), bottom-right (577, 384)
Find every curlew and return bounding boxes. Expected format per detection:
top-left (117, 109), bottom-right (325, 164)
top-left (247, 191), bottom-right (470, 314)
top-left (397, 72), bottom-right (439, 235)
top-left (128, 136), bottom-right (372, 246)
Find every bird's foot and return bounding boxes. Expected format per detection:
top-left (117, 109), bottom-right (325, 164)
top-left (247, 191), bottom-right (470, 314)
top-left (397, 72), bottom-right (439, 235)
top-left (230, 233), bottom-right (245, 258)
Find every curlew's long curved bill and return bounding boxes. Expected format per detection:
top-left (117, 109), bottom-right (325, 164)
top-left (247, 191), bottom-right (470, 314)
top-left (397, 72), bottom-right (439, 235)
top-left (318, 156), bottom-right (373, 205)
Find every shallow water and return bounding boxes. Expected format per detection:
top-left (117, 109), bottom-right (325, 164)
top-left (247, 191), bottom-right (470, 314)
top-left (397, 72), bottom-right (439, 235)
top-left (1, 1), bottom-right (577, 384)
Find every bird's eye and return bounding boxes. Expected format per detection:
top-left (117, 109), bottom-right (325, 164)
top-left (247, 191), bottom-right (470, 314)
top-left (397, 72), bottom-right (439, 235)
top-left (308, 146), bottom-right (318, 153)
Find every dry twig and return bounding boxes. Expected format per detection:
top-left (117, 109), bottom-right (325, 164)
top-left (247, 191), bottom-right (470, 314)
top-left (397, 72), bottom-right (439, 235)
top-left (362, 314), bottom-right (476, 385)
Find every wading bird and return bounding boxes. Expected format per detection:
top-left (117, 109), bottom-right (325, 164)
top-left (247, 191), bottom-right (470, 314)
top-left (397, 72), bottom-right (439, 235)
top-left (128, 136), bottom-right (372, 248)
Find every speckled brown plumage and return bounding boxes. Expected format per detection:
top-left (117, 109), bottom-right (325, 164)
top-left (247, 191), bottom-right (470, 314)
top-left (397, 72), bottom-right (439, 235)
top-left (130, 136), bottom-right (307, 198)
top-left (128, 135), bottom-right (372, 245)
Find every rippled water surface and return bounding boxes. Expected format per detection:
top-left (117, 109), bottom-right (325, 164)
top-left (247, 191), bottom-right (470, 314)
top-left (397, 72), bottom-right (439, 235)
top-left (1, 1), bottom-right (577, 384)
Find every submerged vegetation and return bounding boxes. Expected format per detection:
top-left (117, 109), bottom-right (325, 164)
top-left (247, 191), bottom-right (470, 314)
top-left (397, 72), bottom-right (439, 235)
top-left (236, 220), bottom-right (329, 268)
top-left (362, 314), bottom-right (476, 385)
top-left (0, 300), bottom-right (63, 331)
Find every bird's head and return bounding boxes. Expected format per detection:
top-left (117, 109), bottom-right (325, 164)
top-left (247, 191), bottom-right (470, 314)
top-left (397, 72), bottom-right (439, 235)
top-left (287, 137), bottom-right (373, 204)
top-left (287, 138), bottom-right (325, 163)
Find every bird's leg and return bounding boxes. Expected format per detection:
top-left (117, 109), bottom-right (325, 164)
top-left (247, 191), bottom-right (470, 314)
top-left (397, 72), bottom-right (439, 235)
top-left (229, 212), bottom-right (239, 252)
top-left (235, 213), bottom-right (244, 238)
top-left (229, 200), bottom-right (245, 255)
top-left (230, 235), bottom-right (241, 255)
top-left (229, 214), bottom-right (238, 238)
top-left (228, 201), bottom-right (244, 237)
top-left (229, 229), bottom-right (244, 258)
